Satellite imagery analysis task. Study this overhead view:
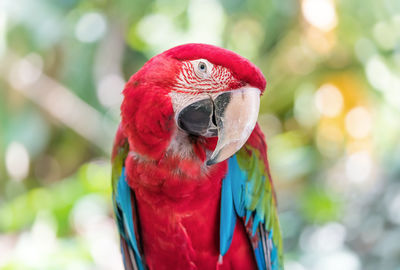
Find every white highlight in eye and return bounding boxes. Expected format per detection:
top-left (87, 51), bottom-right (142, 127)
top-left (198, 61), bottom-right (207, 73)
top-left (191, 59), bottom-right (213, 78)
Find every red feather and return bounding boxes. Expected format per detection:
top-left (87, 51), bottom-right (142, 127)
top-left (117, 44), bottom-right (268, 269)
top-left (164, 43), bottom-right (266, 92)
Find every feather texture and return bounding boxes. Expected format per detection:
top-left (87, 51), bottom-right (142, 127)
top-left (112, 44), bottom-right (283, 270)
top-left (112, 126), bottom-right (146, 270)
top-left (164, 43), bottom-right (266, 92)
top-left (219, 124), bottom-right (284, 270)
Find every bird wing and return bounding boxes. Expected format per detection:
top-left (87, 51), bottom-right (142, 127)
top-left (112, 125), bottom-right (146, 270)
top-left (219, 124), bottom-right (284, 270)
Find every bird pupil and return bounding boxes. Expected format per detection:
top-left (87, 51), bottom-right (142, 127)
top-left (200, 63), bottom-right (205, 70)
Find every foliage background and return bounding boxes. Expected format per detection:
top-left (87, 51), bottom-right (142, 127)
top-left (1, 0), bottom-right (400, 269)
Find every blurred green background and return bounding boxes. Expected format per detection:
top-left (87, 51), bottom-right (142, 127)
top-left (1, 0), bottom-right (400, 269)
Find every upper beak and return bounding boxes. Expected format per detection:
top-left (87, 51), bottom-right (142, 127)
top-left (207, 87), bottom-right (260, 165)
top-left (177, 87), bottom-right (261, 165)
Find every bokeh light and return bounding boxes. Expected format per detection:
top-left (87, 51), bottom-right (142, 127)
top-left (302, 0), bottom-right (338, 32)
top-left (314, 84), bottom-right (343, 118)
top-left (75, 12), bottom-right (107, 43)
top-left (5, 142), bottom-right (30, 181)
top-left (345, 107), bottom-right (372, 139)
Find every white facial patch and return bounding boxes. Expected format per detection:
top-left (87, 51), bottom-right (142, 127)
top-left (169, 91), bottom-right (221, 120)
top-left (172, 59), bottom-right (232, 93)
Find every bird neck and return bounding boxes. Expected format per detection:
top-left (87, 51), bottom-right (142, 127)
top-left (124, 149), bottom-right (227, 206)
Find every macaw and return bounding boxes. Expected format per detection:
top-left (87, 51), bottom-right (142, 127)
top-left (111, 43), bottom-right (283, 270)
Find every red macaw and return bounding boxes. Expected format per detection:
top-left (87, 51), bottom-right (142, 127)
top-left (111, 44), bottom-right (283, 270)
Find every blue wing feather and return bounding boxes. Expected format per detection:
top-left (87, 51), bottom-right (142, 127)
top-left (255, 238), bottom-right (267, 270)
top-left (114, 167), bottom-right (145, 270)
top-left (111, 128), bottom-right (146, 270)
top-left (115, 168), bottom-right (142, 265)
top-left (219, 163), bottom-right (237, 256)
top-left (219, 151), bottom-right (283, 270)
top-left (229, 156), bottom-right (247, 218)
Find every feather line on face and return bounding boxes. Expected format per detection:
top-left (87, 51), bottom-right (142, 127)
top-left (172, 59), bottom-right (235, 94)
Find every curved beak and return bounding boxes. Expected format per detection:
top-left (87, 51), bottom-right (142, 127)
top-left (177, 87), bottom-right (260, 165)
top-left (207, 87), bottom-right (260, 165)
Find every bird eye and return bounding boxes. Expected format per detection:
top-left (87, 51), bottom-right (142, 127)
top-left (198, 62), bottom-right (207, 73)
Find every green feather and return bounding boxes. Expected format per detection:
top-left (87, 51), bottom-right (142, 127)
top-left (111, 141), bottom-right (129, 196)
top-left (235, 145), bottom-right (284, 269)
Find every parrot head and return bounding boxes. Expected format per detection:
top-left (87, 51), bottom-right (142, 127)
top-left (121, 43), bottom-right (266, 167)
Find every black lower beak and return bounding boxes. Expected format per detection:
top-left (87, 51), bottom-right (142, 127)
top-left (177, 98), bottom-right (218, 137)
top-left (176, 88), bottom-right (260, 165)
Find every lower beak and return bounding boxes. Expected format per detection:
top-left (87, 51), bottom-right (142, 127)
top-left (176, 87), bottom-right (261, 165)
top-left (207, 87), bottom-right (260, 165)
